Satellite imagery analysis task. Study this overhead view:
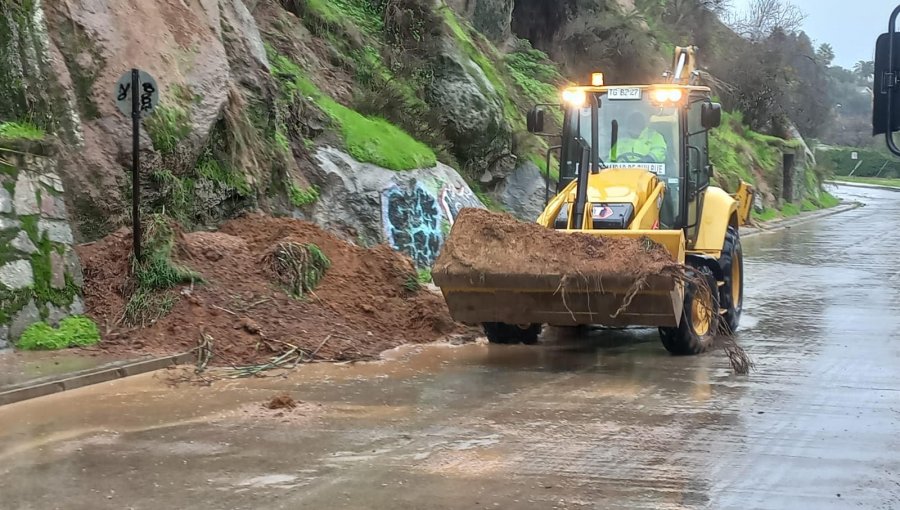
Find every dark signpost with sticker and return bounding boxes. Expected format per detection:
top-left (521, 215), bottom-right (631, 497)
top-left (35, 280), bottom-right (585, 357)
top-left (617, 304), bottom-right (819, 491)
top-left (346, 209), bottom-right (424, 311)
top-left (114, 69), bottom-right (159, 262)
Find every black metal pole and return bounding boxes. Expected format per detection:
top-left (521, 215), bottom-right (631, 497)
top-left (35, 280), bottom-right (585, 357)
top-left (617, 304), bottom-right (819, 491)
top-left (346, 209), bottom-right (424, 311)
top-left (131, 68), bottom-right (142, 263)
top-left (886, 6), bottom-right (900, 156)
top-left (544, 145), bottom-right (561, 208)
top-left (572, 94), bottom-right (598, 230)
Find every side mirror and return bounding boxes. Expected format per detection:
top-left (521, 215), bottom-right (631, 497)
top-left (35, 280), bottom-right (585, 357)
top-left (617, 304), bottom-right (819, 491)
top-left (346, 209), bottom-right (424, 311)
top-left (701, 102), bottom-right (722, 129)
top-left (527, 108), bottom-right (545, 133)
top-left (874, 32), bottom-right (900, 137)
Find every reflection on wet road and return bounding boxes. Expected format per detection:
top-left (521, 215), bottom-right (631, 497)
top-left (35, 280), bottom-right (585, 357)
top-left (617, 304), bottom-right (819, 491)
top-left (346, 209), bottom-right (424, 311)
top-left (2, 186), bottom-right (900, 509)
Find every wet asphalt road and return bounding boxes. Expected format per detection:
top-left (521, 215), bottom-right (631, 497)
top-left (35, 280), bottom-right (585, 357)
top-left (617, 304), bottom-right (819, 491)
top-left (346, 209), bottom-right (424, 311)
top-left (2, 185), bottom-right (900, 509)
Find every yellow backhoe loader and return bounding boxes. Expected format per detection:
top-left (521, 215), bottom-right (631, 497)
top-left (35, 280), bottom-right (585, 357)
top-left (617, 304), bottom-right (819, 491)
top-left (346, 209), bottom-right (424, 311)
top-left (433, 47), bottom-right (755, 355)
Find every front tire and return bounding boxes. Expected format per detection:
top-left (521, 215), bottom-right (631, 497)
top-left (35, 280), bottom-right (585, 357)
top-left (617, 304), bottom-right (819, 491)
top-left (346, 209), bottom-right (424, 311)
top-left (719, 226), bottom-right (743, 333)
top-left (483, 322), bottom-right (542, 345)
top-left (659, 265), bottom-right (719, 355)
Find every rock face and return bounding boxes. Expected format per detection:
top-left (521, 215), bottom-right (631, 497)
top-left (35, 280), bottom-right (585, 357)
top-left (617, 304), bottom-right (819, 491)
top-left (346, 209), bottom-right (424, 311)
top-left (309, 148), bottom-right (484, 268)
top-left (446, 0), bottom-right (515, 43)
top-left (494, 162), bottom-right (551, 221)
top-left (1, 0), bottom-right (274, 241)
top-left (2, 0), bottom-right (522, 280)
top-left (0, 261), bottom-right (34, 291)
top-left (0, 147), bottom-right (86, 349)
top-left (426, 42), bottom-right (515, 184)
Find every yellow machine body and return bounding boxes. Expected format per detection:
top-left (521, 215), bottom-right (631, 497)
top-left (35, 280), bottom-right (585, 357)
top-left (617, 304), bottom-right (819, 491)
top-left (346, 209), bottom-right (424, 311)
top-left (433, 46), bottom-right (754, 334)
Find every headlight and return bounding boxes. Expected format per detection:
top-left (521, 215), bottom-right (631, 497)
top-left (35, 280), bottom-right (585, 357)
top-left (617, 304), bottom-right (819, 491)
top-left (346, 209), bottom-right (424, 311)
top-left (562, 89), bottom-right (587, 108)
top-left (652, 88), bottom-right (683, 103)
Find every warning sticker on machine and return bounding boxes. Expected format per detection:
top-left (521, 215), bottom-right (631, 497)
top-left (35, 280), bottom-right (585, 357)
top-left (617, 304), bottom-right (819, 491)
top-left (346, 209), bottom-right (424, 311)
top-left (605, 162), bottom-right (666, 174)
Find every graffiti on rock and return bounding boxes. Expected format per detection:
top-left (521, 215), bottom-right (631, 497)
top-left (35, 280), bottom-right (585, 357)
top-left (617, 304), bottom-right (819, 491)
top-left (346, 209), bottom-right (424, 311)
top-left (439, 185), bottom-right (483, 225)
top-left (381, 183), bottom-right (443, 267)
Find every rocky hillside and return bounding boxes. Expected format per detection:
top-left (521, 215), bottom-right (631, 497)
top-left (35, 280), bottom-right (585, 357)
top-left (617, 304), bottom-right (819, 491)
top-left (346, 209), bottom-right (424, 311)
top-left (1, 0), bottom-right (830, 251)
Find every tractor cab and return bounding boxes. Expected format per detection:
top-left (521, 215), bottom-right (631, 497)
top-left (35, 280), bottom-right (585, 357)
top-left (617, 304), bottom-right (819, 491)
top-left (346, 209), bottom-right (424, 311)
top-left (527, 47), bottom-right (724, 248)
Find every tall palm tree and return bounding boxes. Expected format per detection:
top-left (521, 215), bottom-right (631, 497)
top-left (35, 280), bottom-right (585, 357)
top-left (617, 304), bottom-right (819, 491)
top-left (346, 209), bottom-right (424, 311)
top-left (853, 60), bottom-right (875, 79)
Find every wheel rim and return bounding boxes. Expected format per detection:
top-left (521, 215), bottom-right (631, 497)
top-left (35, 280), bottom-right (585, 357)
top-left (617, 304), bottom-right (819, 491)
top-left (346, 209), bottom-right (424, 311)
top-left (691, 292), bottom-right (712, 336)
top-left (731, 249), bottom-right (742, 306)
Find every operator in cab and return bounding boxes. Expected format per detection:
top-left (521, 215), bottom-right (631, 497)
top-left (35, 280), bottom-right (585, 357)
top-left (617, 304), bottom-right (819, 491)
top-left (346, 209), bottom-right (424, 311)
top-left (611, 111), bottom-right (667, 164)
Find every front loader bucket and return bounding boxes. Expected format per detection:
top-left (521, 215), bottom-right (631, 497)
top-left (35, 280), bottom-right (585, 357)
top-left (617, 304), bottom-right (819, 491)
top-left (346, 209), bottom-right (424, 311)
top-left (434, 269), bottom-right (684, 328)
top-left (431, 210), bottom-right (687, 329)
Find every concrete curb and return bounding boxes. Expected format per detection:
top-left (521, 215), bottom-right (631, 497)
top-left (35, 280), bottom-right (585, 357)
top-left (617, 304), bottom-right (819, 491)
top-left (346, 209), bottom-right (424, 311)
top-left (740, 202), bottom-right (862, 238)
top-left (825, 180), bottom-right (900, 192)
top-left (0, 352), bottom-right (195, 407)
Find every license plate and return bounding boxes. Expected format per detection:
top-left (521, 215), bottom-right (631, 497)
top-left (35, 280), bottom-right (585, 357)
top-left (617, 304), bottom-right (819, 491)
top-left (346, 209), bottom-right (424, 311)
top-left (607, 87), bottom-right (642, 100)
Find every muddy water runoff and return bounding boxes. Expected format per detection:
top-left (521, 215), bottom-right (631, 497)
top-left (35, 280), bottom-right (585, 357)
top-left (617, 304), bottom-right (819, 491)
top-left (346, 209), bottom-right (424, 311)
top-left (1, 185), bottom-right (899, 509)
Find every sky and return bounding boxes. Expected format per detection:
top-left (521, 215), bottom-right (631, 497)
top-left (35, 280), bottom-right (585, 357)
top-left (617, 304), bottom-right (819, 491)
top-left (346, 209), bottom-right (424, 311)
top-left (730, 0), bottom-right (896, 68)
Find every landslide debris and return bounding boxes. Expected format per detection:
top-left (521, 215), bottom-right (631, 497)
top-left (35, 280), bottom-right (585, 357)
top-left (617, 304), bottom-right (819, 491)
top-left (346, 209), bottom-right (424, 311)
top-left (76, 214), bottom-right (461, 366)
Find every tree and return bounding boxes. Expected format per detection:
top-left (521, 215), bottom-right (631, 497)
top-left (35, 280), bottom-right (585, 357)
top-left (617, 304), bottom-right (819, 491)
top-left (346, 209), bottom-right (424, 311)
top-left (728, 0), bottom-right (806, 41)
top-left (816, 43), bottom-right (835, 67)
top-left (709, 28), bottom-right (831, 137)
top-left (657, 0), bottom-right (734, 28)
top-left (853, 60), bottom-right (875, 80)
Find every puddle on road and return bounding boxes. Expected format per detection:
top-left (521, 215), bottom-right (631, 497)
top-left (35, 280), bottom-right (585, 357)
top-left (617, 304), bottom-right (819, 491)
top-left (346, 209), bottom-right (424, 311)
top-left (236, 474), bottom-right (299, 488)
top-left (0, 329), bottom-right (733, 459)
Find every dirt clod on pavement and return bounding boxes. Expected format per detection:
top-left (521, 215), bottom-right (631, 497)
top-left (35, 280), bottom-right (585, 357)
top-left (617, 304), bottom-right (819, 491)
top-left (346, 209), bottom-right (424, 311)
top-left (266, 394), bottom-right (298, 410)
top-left (77, 214), bottom-right (463, 366)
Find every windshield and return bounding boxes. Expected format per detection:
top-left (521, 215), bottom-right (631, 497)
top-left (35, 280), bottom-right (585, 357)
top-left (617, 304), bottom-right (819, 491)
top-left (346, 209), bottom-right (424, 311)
top-left (564, 92), bottom-right (681, 178)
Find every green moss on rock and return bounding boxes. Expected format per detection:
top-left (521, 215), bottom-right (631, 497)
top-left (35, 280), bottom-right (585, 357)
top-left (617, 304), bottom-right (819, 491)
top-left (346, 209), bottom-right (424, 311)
top-left (29, 229), bottom-right (79, 307)
top-left (196, 153), bottom-right (250, 196)
top-left (289, 184), bottom-right (319, 207)
top-left (145, 104), bottom-right (192, 154)
top-left (268, 48), bottom-right (436, 170)
top-left (0, 288), bottom-right (32, 324)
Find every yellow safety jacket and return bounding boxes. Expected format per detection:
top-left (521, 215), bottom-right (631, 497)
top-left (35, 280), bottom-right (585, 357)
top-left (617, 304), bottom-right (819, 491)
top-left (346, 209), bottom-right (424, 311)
top-left (612, 129), bottom-right (667, 163)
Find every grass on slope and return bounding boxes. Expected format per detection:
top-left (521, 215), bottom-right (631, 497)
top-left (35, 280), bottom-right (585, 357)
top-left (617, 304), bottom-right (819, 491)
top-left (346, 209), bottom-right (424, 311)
top-left (269, 48), bottom-right (436, 171)
top-left (709, 111), bottom-right (778, 192)
top-left (751, 190), bottom-right (840, 223)
top-left (0, 121), bottom-right (44, 141)
top-left (505, 44), bottom-right (561, 106)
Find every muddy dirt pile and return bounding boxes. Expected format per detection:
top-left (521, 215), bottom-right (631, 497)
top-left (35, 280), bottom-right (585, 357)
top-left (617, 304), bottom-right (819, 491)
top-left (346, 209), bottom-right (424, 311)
top-left (77, 214), bottom-right (461, 365)
top-left (433, 208), bottom-right (679, 278)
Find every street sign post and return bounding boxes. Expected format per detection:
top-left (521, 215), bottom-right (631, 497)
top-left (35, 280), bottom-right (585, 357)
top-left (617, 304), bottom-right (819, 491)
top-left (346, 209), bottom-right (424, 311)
top-left (114, 69), bottom-right (159, 262)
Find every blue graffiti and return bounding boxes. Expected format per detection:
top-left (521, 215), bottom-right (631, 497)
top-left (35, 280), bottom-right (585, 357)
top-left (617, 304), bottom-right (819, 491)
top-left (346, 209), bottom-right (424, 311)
top-left (381, 183), bottom-right (443, 267)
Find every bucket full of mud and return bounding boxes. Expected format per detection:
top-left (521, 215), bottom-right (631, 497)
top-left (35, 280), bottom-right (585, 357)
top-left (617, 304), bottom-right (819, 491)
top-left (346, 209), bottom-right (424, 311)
top-left (431, 209), bottom-right (688, 328)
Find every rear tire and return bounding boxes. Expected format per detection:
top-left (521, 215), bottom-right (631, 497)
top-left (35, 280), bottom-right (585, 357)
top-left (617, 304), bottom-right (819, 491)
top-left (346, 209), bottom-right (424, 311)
top-left (719, 226), bottom-right (743, 333)
top-left (659, 265), bottom-right (719, 355)
top-left (483, 322), bottom-right (542, 345)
